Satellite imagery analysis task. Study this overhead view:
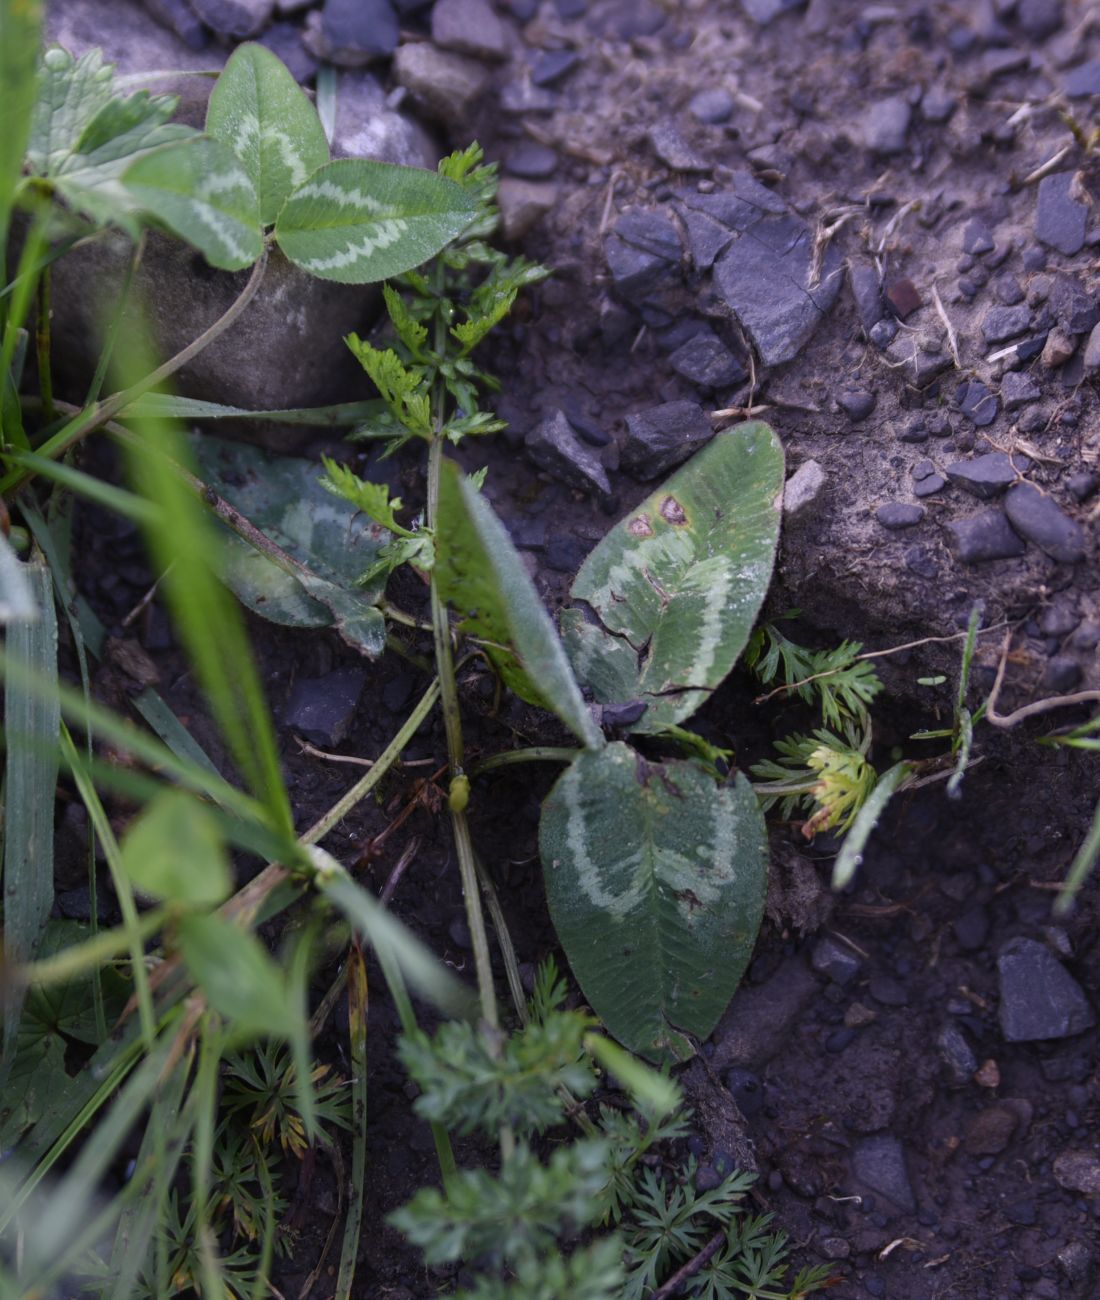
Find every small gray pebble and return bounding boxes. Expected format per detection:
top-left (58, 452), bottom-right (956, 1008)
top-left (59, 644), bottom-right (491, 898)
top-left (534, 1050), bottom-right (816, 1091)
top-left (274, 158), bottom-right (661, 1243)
top-left (876, 503), bottom-right (925, 529)
top-left (690, 87), bottom-right (735, 124)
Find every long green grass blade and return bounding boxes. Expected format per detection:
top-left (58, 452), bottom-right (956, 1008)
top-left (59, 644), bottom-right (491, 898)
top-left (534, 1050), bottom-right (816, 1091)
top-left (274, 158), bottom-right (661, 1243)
top-left (119, 393), bottom-right (386, 425)
top-left (107, 1052), bottom-right (196, 1300)
top-left (13, 1029), bottom-right (175, 1280)
top-left (0, 0), bottom-right (43, 255)
top-left (122, 409), bottom-right (294, 839)
top-left (61, 726), bottom-right (158, 1048)
top-left (1056, 795), bottom-right (1100, 916)
top-left (0, 645), bottom-right (272, 826)
top-left (2, 554), bottom-right (59, 1054)
top-left (335, 938), bottom-right (368, 1300)
top-left (319, 865), bottom-right (476, 1022)
top-left (832, 761), bottom-right (912, 889)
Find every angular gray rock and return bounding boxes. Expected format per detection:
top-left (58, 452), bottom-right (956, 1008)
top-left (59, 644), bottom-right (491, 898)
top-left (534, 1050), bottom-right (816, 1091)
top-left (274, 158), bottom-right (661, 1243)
top-left (713, 212), bottom-right (843, 366)
top-left (188, 0), bottom-right (274, 37)
top-left (283, 667), bottom-right (367, 747)
top-left (1003, 482), bottom-right (1086, 562)
top-left (392, 41), bottom-right (491, 120)
top-left (668, 328), bottom-right (747, 389)
top-left (945, 452), bottom-right (1028, 499)
top-left (331, 71), bottom-right (438, 167)
top-left (621, 401), bottom-right (714, 479)
top-left (525, 409), bottom-right (611, 496)
top-left (604, 209), bottom-right (683, 300)
top-left (259, 21), bottom-right (319, 83)
top-left (847, 259), bottom-right (886, 332)
top-left (1001, 370), bottom-right (1041, 409)
top-left (141, 0), bottom-right (208, 48)
top-left (947, 511), bottom-right (1027, 563)
top-left (1053, 1151), bottom-right (1100, 1195)
top-left (1017, 0), bottom-right (1063, 41)
top-left (497, 179), bottom-right (558, 241)
top-left (981, 304), bottom-right (1032, 343)
top-left (431, 0), bottom-right (509, 61)
top-left (997, 937), bottom-right (1095, 1041)
top-left (1036, 172), bottom-right (1088, 257)
top-left (740, 0), bottom-right (805, 22)
top-left (303, 0), bottom-right (400, 64)
top-left (810, 935), bottom-right (861, 986)
top-left (851, 1135), bottom-right (916, 1213)
top-left (863, 96), bottom-right (911, 155)
top-left (783, 459), bottom-right (826, 520)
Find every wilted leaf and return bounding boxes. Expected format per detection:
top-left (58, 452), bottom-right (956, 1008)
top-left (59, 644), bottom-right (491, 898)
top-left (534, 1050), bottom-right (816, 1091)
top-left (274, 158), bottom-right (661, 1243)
top-left (562, 421), bottom-right (784, 734)
top-left (121, 136), bottom-right (262, 271)
top-left (206, 41), bottom-right (330, 226)
top-left (540, 742), bottom-right (768, 1063)
top-left (434, 458), bottom-right (602, 748)
top-left (120, 788), bottom-right (231, 907)
top-left (189, 434), bottom-right (388, 657)
top-left (275, 158), bottom-right (476, 284)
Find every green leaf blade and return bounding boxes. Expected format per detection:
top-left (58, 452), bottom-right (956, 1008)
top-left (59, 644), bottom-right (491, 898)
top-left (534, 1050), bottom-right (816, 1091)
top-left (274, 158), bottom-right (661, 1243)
top-left (0, 0), bottom-right (44, 249)
top-left (26, 46), bottom-right (115, 178)
top-left (540, 743), bottom-right (769, 1064)
top-left (275, 158), bottom-right (476, 284)
top-left (179, 914), bottom-right (298, 1039)
top-left (190, 434), bottom-right (388, 656)
top-left (2, 557), bottom-right (60, 1052)
top-left (435, 458), bottom-right (602, 749)
top-left (564, 421), bottom-right (785, 734)
top-left (120, 789), bottom-right (231, 907)
top-left (206, 41), bottom-right (330, 226)
top-left (121, 136), bottom-right (262, 271)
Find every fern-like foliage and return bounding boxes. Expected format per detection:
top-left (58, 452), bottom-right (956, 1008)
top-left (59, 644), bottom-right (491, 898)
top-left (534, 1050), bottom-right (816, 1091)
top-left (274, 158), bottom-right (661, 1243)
top-left (750, 723), bottom-right (877, 835)
top-left (746, 624), bottom-right (882, 728)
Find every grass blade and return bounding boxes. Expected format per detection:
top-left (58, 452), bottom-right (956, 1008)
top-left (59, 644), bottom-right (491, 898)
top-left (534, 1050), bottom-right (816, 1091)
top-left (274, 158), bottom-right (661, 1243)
top-left (122, 408), bottom-right (294, 839)
top-left (0, 0), bottom-right (43, 255)
top-left (831, 761), bottom-right (912, 890)
top-left (335, 938), bottom-right (368, 1300)
top-left (2, 554), bottom-right (59, 1054)
top-left (118, 393), bottom-right (385, 425)
top-left (318, 863), bottom-right (475, 1023)
top-left (1056, 795), bottom-right (1100, 917)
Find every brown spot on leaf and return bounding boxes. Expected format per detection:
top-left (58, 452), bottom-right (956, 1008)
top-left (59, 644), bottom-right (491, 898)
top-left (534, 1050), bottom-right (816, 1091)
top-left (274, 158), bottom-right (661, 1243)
top-left (659, 495), bottom-right (687, 525)
top-left (627, 513), bottom-right (653, 537)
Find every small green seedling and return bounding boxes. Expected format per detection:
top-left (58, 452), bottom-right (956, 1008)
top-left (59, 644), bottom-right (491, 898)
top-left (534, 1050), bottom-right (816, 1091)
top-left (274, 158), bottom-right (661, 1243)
top-left (18, 42), bottom-right (475, 280)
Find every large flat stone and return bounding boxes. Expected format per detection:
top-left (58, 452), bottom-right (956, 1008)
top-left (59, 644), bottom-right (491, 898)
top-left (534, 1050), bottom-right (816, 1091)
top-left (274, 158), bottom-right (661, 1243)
top-left (713, 213), bottom-right (843, 366)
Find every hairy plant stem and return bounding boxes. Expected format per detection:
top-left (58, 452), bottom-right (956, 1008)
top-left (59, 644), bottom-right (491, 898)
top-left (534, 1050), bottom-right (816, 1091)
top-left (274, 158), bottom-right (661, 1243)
top-left (0, 246), bottom-right (269, 496)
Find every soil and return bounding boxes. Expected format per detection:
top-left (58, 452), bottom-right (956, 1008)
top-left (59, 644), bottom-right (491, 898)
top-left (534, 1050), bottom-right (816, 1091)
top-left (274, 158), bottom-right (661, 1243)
top-left (43, 0), bottom-right (1100, 1297)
